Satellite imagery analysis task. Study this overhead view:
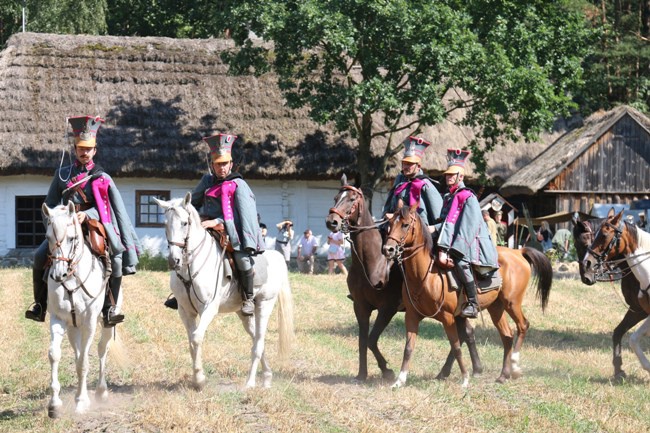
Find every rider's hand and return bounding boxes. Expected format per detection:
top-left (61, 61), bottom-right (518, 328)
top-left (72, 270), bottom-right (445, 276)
top-left (437, 250), bottom-right (454, 269)
top-left (201, 219), bottom-right (218, 229)
top-left (76, 212), bottom-right (87, 224)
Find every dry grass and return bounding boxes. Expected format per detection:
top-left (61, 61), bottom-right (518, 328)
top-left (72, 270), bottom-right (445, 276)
top-left (0, 268), bottom-right (648, 433)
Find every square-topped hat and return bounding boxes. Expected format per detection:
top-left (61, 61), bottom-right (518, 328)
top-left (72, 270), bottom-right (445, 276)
top-left (204, 133), bottom-right (237, 163)
top-left (68, 116), bottom-right (104, 148)
top-left (402, 136), bottom-right (431, 164)
top-left (443, 148), bottom-right (471, 175)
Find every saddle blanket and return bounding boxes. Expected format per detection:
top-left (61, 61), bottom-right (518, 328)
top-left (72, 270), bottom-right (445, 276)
top-left (446, 268), bottom-right (502, 293)
top-left (223, 254), bottom-right (269, 287)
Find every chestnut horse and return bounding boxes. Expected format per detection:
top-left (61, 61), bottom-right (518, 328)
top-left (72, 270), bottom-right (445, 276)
top-left (583, 209), bottom-right (650, 376)
top-left (382, 205), bottom-right (552, 387)
top-left (325, 174), bottom-right (483, 381)
top-left (572, 215), bottom-right (648, 381)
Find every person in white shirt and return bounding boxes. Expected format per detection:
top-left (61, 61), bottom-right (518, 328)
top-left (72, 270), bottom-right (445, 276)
top-left (297, 229), bottom-right (319, 274)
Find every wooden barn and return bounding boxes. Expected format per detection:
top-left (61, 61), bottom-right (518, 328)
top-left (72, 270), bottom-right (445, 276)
top-left (0, 32), bottom-right (558, 260)
top-left (500, 105), bottom-right (650, 224)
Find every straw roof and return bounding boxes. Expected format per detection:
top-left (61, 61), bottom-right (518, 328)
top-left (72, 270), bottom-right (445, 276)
top-left (499, 105), bottom-right (650, 196)
top-left (0, 32), bottom-right (558, 182)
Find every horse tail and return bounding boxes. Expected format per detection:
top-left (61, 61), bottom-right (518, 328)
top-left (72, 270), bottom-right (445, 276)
top-left (521, 247), bottom-right (553, 312)
top-left (276, 275), bottom-right (295, 361)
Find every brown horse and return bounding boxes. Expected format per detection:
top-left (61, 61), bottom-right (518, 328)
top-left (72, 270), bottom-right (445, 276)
top-left (325, 174), bottom-right (483, 381)
top-left (382, 205), bottom-right (552, 387)
top-left (572, 215), bottom-right (648, 381)
top-left (583, 209), bottom-right (650, 376)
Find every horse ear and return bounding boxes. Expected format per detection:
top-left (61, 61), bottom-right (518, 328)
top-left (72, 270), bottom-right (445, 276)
top-left (42, 202), bottom-right (50, 217)
top-left (612, 209), bottom-right (624, 224)
top-left (571, 212), bottom-right (579, 227)
top-left (183, 191), bottom-right (192, 207)
top-left (341, 173), bottom-right (347, 186)
top-left (607, 207), bottom-right (616, 219)
top-left (67, 201), bottom-right (75, 215)
top-left (152, 196), bottom-right (168, 210)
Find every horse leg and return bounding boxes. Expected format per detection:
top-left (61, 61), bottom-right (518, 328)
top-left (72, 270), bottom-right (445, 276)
top-left (178, 307), bottom-right (205, 390)
top-left (48, 319), bottom-right (65, 418)
top-left (353, 301), bottom-right (372, 381)
top-left (72, 324), bottom-right (96, 414)
top-left (240, 298), bottom-right (275, 388)
top-left (629, 316), bottom-right (650, 375)
top-left (487, 301), bottom-right (514, 384)
top-left (612, 309), bottom-right (647, 381)
top-left (436, 318), bottom-right (482, 380)
top-left (368, 306), bottom-right (398, 381)
top-left (505, 304), bottom-right (529, 379)
top-left (96, 326), bottom-right (113, 402)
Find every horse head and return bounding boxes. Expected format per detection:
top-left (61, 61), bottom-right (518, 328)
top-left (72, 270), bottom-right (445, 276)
top-left (43, 201), bottom-right (83, 283)
top-left (382, 205), bottom-right (420, 260)
top-left (572, 216), bottom-right (599, 285)
top-left (154, 192), bottom-right (204, 271)
top-left (583, 208), bottom-right (629, 281)
top-left (326, 173), bottom-right (365, 232)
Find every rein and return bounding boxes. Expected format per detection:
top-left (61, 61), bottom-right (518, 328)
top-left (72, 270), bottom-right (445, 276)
top-left (48, 216), bottom-right (106, 327)
top-left (166, 207), bottom-right (222, 314)
top-left (387, 212), bottom-right (443, 319)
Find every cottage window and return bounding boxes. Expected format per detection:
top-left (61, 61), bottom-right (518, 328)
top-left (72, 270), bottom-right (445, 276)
top-left (16, 196), bottom-right (46, 248)
top-left (136, 190), bottom-right (170, 227)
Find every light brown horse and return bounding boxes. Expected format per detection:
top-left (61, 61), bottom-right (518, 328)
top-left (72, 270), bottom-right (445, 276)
top-left (325, 174), bottom-right (483, 381)
top-left (583, 208), bottom-right (650, 375)
top-left (382, 205), bottom-right (552, 387)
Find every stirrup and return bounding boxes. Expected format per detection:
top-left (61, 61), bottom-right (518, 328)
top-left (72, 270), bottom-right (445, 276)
top-left (241, 299), bottom-right (255, 316)
top-left (103, 306), bottom-right (125, 328)
top-left (460, 302), bottom-right (479, 319)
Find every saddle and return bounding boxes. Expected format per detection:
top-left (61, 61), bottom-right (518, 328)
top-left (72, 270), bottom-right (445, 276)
top-left (84, 218), bottom-right (107, 258)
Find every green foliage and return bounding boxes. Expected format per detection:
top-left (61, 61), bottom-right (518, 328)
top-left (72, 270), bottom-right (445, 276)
top-left (137, 251), bottom-right (168, 272)
top-left (218, 0), bottom-right (594, 191)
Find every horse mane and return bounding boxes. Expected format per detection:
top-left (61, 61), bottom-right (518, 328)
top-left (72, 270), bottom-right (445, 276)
top-left (402, 207), bottom-right (433, 254)
top-left (632, 223), bottom-right (650, 251)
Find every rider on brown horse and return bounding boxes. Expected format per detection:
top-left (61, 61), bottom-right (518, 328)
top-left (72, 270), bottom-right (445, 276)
top-left (436, 149), bottom-right (499, 318)
top-left (383, 136), bottom-right (443, 229)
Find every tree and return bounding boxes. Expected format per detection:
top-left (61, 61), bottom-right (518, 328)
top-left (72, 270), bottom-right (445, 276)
top-left (218, 0), bottom-right (593, 206)
top-left (28, 0), bottom-right (108, 35)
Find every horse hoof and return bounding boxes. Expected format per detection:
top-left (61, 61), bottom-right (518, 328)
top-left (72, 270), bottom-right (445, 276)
top-left (192, 380), bottom-right (206, 391)
top-left (354, 375), bottom-right (367, 382)
top-left (435, 373), bottom-right (449, 381)
top-left (391, 381), bottom-right (403, 389)
top-left (382, 370), bottom-right (396, 381)
top-left (511, 369), bottom-right (523, 380)
top-left (613, 371), bottom-right (627, 384)
top-left (48, 406), bottom-right (62, 419)
top-left (495, 376), bottom-right (508, 384)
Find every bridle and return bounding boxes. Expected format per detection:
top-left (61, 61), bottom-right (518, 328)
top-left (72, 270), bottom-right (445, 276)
top-left (329, 185), bottom-right (365, 234)
top-left (165, 206), bottom-right (220, 313)
top-left (47, 213), bottom-right (105, 327)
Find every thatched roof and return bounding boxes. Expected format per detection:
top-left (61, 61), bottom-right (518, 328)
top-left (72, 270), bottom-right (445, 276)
top-left (0, 32), bottom-right (558, 182)
top-left (499, 105), bottom-right (650, 196)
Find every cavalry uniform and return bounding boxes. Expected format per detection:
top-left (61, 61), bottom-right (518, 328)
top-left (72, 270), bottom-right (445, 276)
top-left (26, 116), bottom-right (141, 326)
top-left (436, 149), bottom-right (498, 318)
top-left (383, 136), bottom-right (443, 225)
top-left (164, 133), bottom-right (263, 316)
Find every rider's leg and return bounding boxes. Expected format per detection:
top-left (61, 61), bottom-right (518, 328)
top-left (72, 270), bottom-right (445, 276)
top-left (25, 241), bottom-right (49, 322)
top-left (103, 254), bottom-right (125, 327)
top-left (456, 258), bottom-right (479, 319)
top-left (235, 252), bottom-right (255, 316)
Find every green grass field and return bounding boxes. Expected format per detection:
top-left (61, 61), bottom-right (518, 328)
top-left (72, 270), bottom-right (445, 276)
top-left (0, 268), bottom-right (648, 432)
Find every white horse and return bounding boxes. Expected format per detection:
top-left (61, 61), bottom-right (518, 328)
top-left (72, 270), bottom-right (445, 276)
top-left (154, 193), bottom-right (294, 389)
top-left (43, 201), bottom-right (114, 418)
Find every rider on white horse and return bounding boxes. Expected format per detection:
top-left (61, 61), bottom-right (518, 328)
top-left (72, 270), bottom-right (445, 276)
top-left (164, 133), bottom-right (264, 316)
top-left (25, 115), bottom-right (141, 327)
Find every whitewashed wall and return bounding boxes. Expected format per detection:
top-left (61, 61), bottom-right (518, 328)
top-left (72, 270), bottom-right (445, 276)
top-left (0, 175), bottom-right (389, 257)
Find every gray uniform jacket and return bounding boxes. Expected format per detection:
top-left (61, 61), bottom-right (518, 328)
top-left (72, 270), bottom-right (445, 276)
top-left (383, 171), bottom-right (443, 225)
top-left (436, 182), bottom-right (498, 271)
top-left (45, 162), bottom-right (141, 276)
top-left (191, 172), bottom-right (264, 254)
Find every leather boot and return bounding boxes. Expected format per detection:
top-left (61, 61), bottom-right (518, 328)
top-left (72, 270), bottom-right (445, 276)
top-left (103, 276), bottom-right (125, 327)
top-left (25, 267), bottom-right (47, 322)
top-left (164, 295), bottom-right (178, 310)
top-left (240, 269), bottom-right (255, 316)
top-left (460, 281), bottom-right (479, 319)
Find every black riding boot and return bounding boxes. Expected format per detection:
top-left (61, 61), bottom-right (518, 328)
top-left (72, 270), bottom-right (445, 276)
top-left (240, 269), bottom-right (255, 316)
top-left (25, 267), bottom-right (47, 322)
top-left (460, 281), bottom-right (479, 319)
top-left (103, 276), bottom-right (125, 327)
top-left (164, 295), bottom-right (178, 310)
